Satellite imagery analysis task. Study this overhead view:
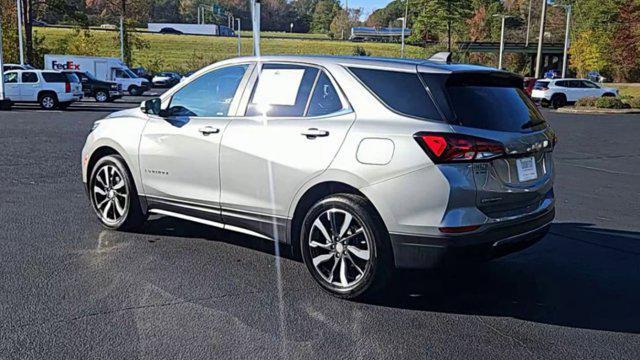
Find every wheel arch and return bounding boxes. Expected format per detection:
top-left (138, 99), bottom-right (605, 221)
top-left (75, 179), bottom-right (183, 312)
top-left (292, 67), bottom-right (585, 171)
top-left (37, 90), bottom-right (57, 101)
top-left (288, 180), bottom-right (389, 259)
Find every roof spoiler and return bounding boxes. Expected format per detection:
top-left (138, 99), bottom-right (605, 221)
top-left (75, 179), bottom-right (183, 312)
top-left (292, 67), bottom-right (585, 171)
top-left (429, 52), bottom-right (452, 63)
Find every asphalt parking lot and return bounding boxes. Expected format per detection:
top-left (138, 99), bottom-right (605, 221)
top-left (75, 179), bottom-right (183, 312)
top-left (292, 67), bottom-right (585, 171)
top-left (1, 96), bottom-right (639, 359)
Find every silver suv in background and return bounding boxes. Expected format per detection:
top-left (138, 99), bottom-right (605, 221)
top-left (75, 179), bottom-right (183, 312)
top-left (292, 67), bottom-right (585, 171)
top-left (82, 56), bottom-right (556, 299)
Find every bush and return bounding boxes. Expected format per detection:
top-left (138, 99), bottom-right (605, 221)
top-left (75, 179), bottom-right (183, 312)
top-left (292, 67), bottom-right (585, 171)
top-left (594, 97), bottom-right (629, 109)
top-left (626, 97), bottom-right (640, 109)
top-left (575, 96), bottom-right (598, 107)
top-left (352, 46), bottom-right (370, 57)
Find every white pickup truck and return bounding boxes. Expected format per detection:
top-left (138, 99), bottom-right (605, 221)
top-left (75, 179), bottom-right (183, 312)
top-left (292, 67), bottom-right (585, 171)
top-left (2, 70), bottom-right (83, 110)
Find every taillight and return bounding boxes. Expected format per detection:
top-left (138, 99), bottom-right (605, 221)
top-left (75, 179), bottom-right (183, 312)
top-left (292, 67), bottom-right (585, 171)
top-left (65, 82), bottom-right (71, 93)
top-left (414, 133), bottom-right (505, 163)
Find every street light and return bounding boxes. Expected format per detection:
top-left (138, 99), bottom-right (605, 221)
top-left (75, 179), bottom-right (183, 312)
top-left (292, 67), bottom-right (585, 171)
top-left (534, 0), bottom-right (549, 78)
top-left (251, 0), bottom-right (261, 57)
top-left (16, 0), bottom-right (24, 65)
top-left (525, 0), bottom-right (533, 47)
top-left (236, 18), bottom-right (241, 56)
top-left (493, 14), bottom-right (513, 70)
top-left (397, 17), bottom-right (406, 58)
top-left (553, 3), bottom-right (572, 78)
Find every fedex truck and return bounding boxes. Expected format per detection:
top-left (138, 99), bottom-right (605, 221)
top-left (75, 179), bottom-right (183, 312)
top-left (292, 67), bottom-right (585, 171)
top-left (44, 55), bottom-right (150, 96)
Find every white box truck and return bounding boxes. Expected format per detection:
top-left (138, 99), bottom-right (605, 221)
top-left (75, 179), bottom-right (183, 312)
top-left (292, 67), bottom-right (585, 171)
top-left (147, 23), bottom-right (219, 36)
top-left (44, 55), bottom-right (150, 96)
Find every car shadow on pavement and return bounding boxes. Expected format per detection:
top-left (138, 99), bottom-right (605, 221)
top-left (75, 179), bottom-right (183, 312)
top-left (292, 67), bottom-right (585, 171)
top-left (376, 222), bottom-right (640, 334)
top-left (138, 218), bottom-right (640, 334)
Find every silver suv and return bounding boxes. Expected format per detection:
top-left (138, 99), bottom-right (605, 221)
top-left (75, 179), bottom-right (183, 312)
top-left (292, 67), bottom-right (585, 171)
top-left (82, 56), bottom-right (556, 299)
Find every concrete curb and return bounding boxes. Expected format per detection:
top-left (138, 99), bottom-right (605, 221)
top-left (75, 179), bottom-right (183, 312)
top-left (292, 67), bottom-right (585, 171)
top-left (556, 107), bottom-right (640, 115)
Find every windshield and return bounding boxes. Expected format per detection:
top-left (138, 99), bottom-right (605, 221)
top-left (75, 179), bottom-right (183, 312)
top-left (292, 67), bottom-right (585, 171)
top-left (125, 69), bottom-right (138, 78)
top-left (534, 80), bottom-right (550, 90)
top-left (84, 71), bottom-right (98, 81)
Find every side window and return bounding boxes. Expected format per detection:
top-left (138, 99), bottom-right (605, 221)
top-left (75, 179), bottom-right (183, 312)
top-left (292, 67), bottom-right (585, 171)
top-left (167, 65), bottom-right (248, 117)
top-left (22, 72), bottom-right (38, 83)
top-left (350, 67), bottom-right (442, 120)
top-left (114, 69), bottom-right (129, 79)
top-left (246, 64), bottom-right (318, 117)
top-left (4, 73), bottom-right (18, 83)
top-left (555, 81), bottom-right (566, 87)
top-left (568, 80), bottom-right (582, 88)
top-left (582, 81), bottom-right (599, 89)
top-left (42, 72), bottom-right (68, 83)
top-left (307, 71), bottom-right (344, 117)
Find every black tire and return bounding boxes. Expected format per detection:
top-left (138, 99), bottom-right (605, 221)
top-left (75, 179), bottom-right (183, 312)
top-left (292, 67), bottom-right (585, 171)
top-left (39, 93), bottom-right (58, 110)
top-left (95, 90), bottom-right (110, 103)
top-left (89, 155), bottom-right (145, 231)
top-left (128, 86), bottom-right (141, 96)
top-left (550, 94), bottom-right (566, 109)
top-left (300, 193), bottom-right (393, 299)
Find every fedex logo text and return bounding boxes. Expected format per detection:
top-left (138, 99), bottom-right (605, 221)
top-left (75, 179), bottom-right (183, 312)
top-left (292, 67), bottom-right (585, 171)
top-left (51, 61), bottom-right (80, 70)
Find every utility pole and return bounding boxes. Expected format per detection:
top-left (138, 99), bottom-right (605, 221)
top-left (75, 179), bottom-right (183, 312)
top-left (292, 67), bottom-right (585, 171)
top-left (16, 0), bottom-right (24, 65)
top-left (493, 14), bottom-right (512, 70)
top-left (237, 18), bottom-right (241, 56)
top-left (0, 15), bottom-right (11, 110)
top-left (398, 17), bottom-right (406, 58)
top-left (251, 0), bottom-right (261, 57)
top-left (525, 0), bottom-right (533, 47)
top-left (534, 0), bottom-right (548, 78)
top-left (120, 16), bottom-right (125, 63)
top-left (553, 3), bottom-right (571, 78)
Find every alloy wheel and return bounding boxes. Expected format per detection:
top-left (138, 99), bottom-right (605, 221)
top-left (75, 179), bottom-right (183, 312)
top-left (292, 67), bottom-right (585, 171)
top-left (308, 208), bottom-right (371, 290)
top-left (91, 164), bottom-right (129, 225)
top-left (42, 96), bottom-right (55, 109)
top-left (96, 91), bottom-right (108, 102)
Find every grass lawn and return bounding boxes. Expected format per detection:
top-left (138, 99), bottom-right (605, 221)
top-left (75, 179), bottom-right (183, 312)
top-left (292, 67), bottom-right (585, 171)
top-left (36, 27), bottom-right (430, 73)
top-left (605, 84), bottom-right (640, 98)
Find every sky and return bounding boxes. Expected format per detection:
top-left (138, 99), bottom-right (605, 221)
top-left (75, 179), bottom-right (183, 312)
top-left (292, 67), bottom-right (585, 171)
top-left (343, 0), bottom-right (394, 18)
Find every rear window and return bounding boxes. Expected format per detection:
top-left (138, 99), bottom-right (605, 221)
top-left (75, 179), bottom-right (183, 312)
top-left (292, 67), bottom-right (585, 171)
top-left (444, 74), bottom-right (546, 132)
top-left (534, 80), bottom-right (549, 90)
top-left (349, 67), bottom-right (442, 121)
top-left (65, 73), bottom-right (80, 83)
top-left (42, 72), bottom-right (69, 83)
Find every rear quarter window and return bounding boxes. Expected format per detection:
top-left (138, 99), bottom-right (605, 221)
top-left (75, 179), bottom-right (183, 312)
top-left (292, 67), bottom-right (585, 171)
top-left (349, 67), bottom-right (442, 121)
top-left (42, 72), bottom-right (69, 83)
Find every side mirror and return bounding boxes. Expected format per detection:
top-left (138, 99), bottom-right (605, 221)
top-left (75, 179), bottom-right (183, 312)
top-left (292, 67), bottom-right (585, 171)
top-left (141, 98), bottom-right (162, 116)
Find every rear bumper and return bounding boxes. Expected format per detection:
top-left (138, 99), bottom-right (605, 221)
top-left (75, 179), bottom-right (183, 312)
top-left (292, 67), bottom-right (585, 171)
top-left (389, 206), bottom-right (554, 269)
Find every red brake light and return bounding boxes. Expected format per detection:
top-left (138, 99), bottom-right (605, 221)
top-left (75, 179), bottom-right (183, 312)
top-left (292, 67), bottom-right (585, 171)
top-left (415, 133), bottom-right (505, 163)
top-left (65, 82), bottom-right (71, 93)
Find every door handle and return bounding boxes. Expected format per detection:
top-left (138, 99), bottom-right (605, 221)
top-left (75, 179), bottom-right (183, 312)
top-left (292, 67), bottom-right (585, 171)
top-left (198, 126), bottom-right (220, 135)
top-left (301, 128), bottom-right (329, 138)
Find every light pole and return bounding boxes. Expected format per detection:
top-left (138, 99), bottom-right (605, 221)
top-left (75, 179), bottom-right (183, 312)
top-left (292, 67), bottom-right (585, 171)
top-left (553, 3), bottom-right (571, 78)
top-left (534, 0), bottom-right (548, 78)
top-left (525, 0), bottom-right (533, 47)
top-left (251, 0), bottom-right (261, 57)
top-left (493, 14), bottom-right (512, 70)
top-left (16, 0), bottom-right (24, 65)
top-left (119, 16), bottom-right (125, 63)
top-left (236, 18), bottom-right (241, 56)
top-left (290, 22), bottom-right (293, 34)
top-left (397, 17), bottom-right (406, 58)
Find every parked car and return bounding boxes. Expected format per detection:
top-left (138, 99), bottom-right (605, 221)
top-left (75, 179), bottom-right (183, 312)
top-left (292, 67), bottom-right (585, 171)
top-left (523, 77), bottom-right (537, 96)
top-left (82, 56), bottom-right (556, 299)
top-left (62, 70), bottom-right (124, 103)
top-left (531, 78), bottom-right (618, 109)
top-left (131, 67), bottom-right (153, 82)
top-left (3, 70), bottom-right (83, 109)
top-left (152, 72), bottom-right (182, 87)
top-left (180, 71), bottom-right (196, 83)
top-left (3, 63), bottom-right (36, 71)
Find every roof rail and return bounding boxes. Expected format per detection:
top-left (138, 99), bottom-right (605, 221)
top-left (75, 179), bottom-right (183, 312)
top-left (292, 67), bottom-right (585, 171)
top-left (429, 52), bottom-right (452, 63)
